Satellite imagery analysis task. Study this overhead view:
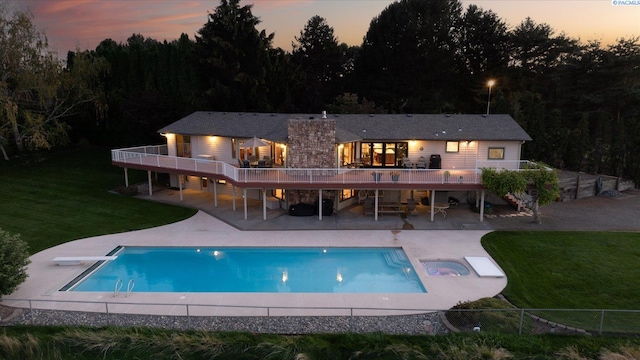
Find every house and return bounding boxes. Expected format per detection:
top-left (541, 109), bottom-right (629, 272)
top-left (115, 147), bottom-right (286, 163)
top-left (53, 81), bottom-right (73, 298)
top-left (111, 111), bottom-right (532, 221)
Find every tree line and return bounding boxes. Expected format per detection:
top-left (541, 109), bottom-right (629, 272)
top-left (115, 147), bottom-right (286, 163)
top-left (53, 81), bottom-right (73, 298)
top-left (1, 0), bottom-right (639, 185)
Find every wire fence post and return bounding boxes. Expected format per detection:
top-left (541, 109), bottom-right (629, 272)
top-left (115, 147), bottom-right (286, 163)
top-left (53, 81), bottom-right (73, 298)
top-left (599, 309), bottom-right (605, 336)
top-left (349, 308), bottom-right (353, 333)
top-left (29, 300), bottom-right (34, 325)
top-left (518, 309), bottom-right (525, 335)
top-left (105, 303), bottom-right (110, 326)
top-left (186, 304), bottom-right (191, 330)
top-left (267, 307), bottom-right (270, 333)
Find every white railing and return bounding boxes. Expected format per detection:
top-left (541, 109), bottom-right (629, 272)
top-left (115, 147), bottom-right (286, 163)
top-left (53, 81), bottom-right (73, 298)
top-left (112, 146), bottom-right (533, 186)
top-left (476, 160), bottom-right (533, 170)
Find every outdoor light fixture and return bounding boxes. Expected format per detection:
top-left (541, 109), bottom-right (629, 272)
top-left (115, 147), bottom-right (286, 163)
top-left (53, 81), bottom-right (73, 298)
top-left (486, 80), bottom-right (495, 115)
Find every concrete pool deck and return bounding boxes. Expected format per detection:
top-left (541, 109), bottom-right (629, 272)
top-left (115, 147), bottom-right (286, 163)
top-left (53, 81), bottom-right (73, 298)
top-left (5, 211), bottom-right (506, 317)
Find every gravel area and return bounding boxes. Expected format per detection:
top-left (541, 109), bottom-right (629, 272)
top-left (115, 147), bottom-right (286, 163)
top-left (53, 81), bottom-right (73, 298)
top-left (484, 189), bottom-right (640, 231)
top-left (1, 306), bottom-right (447, 335)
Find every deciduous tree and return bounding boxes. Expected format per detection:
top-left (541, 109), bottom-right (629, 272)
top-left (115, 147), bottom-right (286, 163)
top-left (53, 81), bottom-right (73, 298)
top-left (0, 5), bottom-right (106, 158)
top-left (481, 163), bottom-right (559, 224)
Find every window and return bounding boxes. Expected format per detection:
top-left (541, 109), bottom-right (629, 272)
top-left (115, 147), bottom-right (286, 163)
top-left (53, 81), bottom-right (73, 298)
top-left (360, 142), bottom-right (408, 167)
top-left (176, 135), bottom-right (191, 157)
top-left (445, 141), bottom-right (459, 153)
top-left (488, 147), bottom-right (505, 160)
top-left (340, 189), bottom-right (354, 202)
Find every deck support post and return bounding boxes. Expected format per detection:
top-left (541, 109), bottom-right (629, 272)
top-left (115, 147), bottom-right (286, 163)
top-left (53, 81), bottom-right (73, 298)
top-left (232, 185), bottom-right (236, 211)
top-left (479, 190), bottom-right (485, 221)
top-left (213, 179), bottom-right (218, 207)
top-left (147, 170), bottom-right (153, 196)
top-left (179, 176), bottom-right (183, 201)
top-left (124, 168), bottom-right (129, 187)
top-left (374, 189), bottom-right (379, 221)
top-left (263, 189), bottom-right (267, 221)
top-left (318, 189), bottom-right (323, 221)
top-left (430, 190), bottom-right (436, 222)
top-left (243, 188), bottom-right (248, 220)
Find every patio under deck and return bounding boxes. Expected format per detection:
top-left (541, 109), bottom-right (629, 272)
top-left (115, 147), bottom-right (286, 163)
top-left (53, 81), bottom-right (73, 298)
top-left (111, 147), bottom-right (520, 222)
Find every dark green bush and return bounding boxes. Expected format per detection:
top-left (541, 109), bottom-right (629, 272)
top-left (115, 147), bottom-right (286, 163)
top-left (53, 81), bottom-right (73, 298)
top-left (116, 185), bottom-right (138, 196)
top-left (446, 298), bottom-right (521, 333)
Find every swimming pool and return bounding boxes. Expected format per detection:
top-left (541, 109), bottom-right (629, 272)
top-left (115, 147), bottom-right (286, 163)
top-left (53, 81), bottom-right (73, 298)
top-left (69, 247), bottom-right (426, 293)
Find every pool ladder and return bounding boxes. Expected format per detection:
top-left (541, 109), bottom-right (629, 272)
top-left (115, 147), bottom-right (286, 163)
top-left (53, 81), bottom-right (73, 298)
top-left (114, 279), bottom-right (135, 297)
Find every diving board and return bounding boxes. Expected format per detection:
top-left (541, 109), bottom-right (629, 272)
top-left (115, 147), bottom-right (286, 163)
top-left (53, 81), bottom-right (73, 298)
top-left (464, 256), bottom-right (505, 277)
top-left (53, 256), bottom-right (117, 266)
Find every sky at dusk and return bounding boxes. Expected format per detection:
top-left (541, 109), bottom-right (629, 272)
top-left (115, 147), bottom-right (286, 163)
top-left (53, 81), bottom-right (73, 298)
top-left (13, 0), bottom-right (640, 56)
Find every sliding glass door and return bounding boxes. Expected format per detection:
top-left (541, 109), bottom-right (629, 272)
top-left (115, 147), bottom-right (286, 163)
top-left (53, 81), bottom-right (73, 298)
top-left (360, 142), bottom-right (407, 167)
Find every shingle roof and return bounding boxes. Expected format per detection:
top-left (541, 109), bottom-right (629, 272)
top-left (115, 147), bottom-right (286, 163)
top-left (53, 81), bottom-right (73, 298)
top-left (158, 112), bottom-right (532, 142)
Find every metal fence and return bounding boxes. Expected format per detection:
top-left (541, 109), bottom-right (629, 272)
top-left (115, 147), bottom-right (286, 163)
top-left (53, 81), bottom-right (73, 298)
top-left (444, 308), bottom-right (640, 336)
top-left (4, 299), bottom-right (639, 336)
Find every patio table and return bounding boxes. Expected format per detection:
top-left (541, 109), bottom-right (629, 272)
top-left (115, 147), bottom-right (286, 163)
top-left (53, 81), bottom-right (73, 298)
top-left (434, 202), bottom-right (450, 218)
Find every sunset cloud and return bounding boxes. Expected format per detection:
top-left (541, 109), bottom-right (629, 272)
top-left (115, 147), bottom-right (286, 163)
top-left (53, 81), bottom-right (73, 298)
top-left (16, 0), bottom-right (640, 56)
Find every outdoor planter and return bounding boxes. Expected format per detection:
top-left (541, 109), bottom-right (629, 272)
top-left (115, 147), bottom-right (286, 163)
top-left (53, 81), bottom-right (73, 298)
top-left (390, 172), bottom-right (400, 182)
top-left (372, 172), bottom-right (382, 183)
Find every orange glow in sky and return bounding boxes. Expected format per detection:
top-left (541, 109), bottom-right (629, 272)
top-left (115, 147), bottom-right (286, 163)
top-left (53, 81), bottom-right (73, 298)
top-left (16, 0), bottom-right (640, 55)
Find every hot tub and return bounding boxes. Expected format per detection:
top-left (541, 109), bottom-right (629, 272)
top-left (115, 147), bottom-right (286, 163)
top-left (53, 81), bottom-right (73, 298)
top-left (421, 260), bottom-right (470, 277)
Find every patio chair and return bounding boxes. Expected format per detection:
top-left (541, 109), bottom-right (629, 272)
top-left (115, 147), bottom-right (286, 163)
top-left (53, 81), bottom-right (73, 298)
top-left (358, 190), bottom-right (368, 204)
top-left (402, 157), bottom-right (412, 168)
top-left (241, 160), bottom-right (251, 168)
top-left (416, 156), bottom-right (428, 169)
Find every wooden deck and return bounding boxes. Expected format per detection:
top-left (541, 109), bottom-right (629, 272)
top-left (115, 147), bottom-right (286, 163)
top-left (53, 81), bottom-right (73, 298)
top-left (111, 147), bottom-right (500, 191)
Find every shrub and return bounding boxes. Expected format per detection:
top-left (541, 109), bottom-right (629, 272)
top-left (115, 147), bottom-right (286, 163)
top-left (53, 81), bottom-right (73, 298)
top-left (446, 298), bottom-right (521, 333)
top-left (0, 228), bottom-right (31, 298)
top-left (116, 185), bottom-right (138, 196)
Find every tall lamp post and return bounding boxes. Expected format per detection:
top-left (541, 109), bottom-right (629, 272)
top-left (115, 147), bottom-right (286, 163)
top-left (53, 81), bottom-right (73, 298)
top-left (486, 80), bottom-right (495, 115)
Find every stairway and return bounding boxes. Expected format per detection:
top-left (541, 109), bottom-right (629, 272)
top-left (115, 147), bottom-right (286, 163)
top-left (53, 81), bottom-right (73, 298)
top-left (504, 192), bottom-right (532, 211)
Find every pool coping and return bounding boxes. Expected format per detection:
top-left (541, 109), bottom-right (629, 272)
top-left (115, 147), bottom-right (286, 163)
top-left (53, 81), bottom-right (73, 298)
top-left (5, 211), bottom-right (507, 316)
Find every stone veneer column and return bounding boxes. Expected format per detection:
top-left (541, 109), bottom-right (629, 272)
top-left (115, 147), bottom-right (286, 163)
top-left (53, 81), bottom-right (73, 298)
top-left (287, 119), bottom-right (336, 205)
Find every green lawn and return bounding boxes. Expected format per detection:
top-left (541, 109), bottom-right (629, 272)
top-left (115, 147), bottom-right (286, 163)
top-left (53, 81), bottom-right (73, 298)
top-left (0, 147), bottom-right (196, 254)
top-left (482, 231), bottom-right (640, 332)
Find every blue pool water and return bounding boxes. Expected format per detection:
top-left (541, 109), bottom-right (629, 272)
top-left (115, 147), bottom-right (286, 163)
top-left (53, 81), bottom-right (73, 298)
top-left (70, 247), bottom-right (426, 293)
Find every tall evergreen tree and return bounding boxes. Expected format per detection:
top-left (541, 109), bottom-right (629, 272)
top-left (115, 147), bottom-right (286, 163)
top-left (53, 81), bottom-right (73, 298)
top-left (292, 16), bottom-right (342, 112)
top-left (459, 5), bottom-right (508, 76)
top-left (193, 0), bottom-right (274, 112)
top-left (356, 0), bottom-right (464, 113)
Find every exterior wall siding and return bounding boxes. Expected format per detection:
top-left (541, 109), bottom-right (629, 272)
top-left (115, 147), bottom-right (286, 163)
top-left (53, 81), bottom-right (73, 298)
top-left (476, 142), bottom-right (522, 162)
